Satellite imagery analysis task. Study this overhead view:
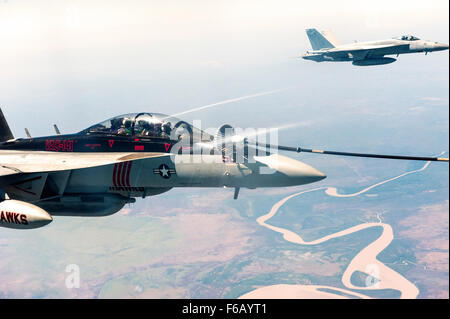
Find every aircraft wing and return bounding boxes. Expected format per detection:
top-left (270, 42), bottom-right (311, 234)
top-left (0, 151), bottom-right (169, 177)
top-left (324, 43), bottom-right (410, 60)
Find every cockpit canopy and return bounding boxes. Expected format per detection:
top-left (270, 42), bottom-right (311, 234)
top-left (395, 35), bottom-right (420, 41)
top-left (80, 112), bottom-right (213, 142)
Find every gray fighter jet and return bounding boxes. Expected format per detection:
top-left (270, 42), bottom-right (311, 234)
top-left (302, 28), bottom-right (449, 66)
top-left (0, 109), bottom-right (447, 229)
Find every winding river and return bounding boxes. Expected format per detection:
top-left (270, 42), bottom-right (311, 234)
top-left (239, 161), bottom-right (435, 299)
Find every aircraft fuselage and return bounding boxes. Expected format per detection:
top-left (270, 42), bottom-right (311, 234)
top-left (302, 32), bottom-right (449, 65)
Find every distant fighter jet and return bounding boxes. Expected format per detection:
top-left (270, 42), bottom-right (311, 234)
top-left (302, 28), bottom-right (449, 66)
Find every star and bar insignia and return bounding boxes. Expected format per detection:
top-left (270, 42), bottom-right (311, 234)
top-left (153, 164), bottom-right (176, 179)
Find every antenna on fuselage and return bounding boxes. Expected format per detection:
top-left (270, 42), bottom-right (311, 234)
top-left (53, 124), bottom-right (61, 135)
top-left (24, 128), bottom-right (31, 138)
top-left (233, 187), bottom-right (240, 200)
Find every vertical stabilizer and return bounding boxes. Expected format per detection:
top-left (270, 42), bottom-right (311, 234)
top-left (320, 29), bottom-right (340, 47)
top-left (306, 28), bottom-right (339, 50)
top-left (0, 108), bottom-right (14, 142)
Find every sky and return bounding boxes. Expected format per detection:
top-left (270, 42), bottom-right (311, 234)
top-left (0, 0), bottom-right (448, 136)
top-left (0, 0), bottom-right (448, 299)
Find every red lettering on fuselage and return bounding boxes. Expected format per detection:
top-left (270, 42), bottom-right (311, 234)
top-left (20, 214), bottom-right (28, 225)
top-left (45, 139), bottom-right (74, 152)
top-left (0, 211), bottom-right (29, 225)
top-left (6, 211), bottom-right (14, 223)
top-left (85, 143), bottom-right (101, 150)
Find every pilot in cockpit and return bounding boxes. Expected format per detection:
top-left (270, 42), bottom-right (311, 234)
top-left (110, 118), bottom-right (122, 134)
top-left (400, 35), bottom-right (419, 41)
top-left (153, 122), bottom-right (162, 137)
top-left (136, 121), bottom-right (153, 137)
top-left (117, 118), bottom-right (133, 135)
top-left (161, 122), bottom-right (172, 138)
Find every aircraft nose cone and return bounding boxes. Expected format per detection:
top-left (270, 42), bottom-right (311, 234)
top-left (280, 157), bottom-right (326, 182)
top-left (254, 154), bottom-right (326, 187)
top-left (434, 43), bottom-right (449, 51)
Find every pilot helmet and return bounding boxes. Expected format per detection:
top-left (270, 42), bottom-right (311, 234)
top-left (122, 118), bottom-right (132, 128)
